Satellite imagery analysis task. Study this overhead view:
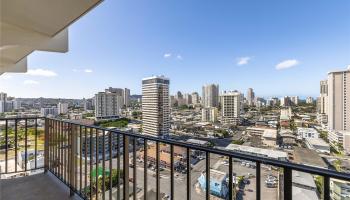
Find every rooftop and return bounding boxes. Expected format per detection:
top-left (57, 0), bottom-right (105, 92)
top-left (305, 138), bottom-right (329, 147)
top-left (293, 147), bottom-right (328, 168)
top-left (225, 144), bottom-right (288, 160)
top-left (292, 171), bottom-right (317, 189)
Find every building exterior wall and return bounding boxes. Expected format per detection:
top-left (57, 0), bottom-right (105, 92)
top-left (142, 76), bottom-right (170, 136)
top-left (220, 91), bottom-right (241, 124)
top-left (328, 70), bottom-right (350, 131)
top-left (202, 84), bottom-right (219, 108)
top-left (95, 91), bottom-right (122, 119)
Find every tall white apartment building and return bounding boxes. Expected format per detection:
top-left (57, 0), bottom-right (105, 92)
top-left (175, 91), bottom-right (185, 106)
top-left (318, 80), bottom-right (328, 114)
top-left (202, 107), bottom-right (218, 122)
top-left (184, 93), bottom-right (192, 105)
top-left (221, 91), bottom-right (241, 124)
top-left (57, 102), bottom-right (68, 114)
top-left (191, 92), bottom-right (200, 105)
top-left (0, 92), bottom-right (7, 113)
top-left (41, 107), bottom-right (58, 117)
top-left (328, 68), bottom-right (350, 131)
top-left (290, 96), bottom-right (299, 105)
top-left (0, 101), bottom-right (5, 113)
top-left (280, 96), bottom-right (291, 107)
top-left (13, 100), bottom-right (21, 110)
top-left (124, 88), bottom-right (130, 107)
top-left (142, 76), bottom-right (170, 136)
top-left (202, 84), bottom-right (219, 107)
top-left (306, 97), bottom-right (314, 104)
top-left (95, 88), bottom-right (123, 120)
top-left (246, 88), bottom-right (255, 106)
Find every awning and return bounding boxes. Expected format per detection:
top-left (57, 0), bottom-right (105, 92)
top-left (0, 0), bottom-right (102, 74)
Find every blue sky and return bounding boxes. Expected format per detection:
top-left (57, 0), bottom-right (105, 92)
top-left (1, 0), bottom-right (350, 99)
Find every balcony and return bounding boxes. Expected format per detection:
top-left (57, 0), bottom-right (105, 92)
top-left (0, 117), bottom-right (350, 200)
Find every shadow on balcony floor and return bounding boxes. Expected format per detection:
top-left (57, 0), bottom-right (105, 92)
top-left (0, 172), bottom-right (81, 200)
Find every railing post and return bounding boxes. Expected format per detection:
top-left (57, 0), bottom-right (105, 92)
top-left (256, 162), bottom-right (261, 200)
top-left (123, 135), bottom-right (130, 199)
top-left (324, 176), bottom-right (330, 200)
top-left (70, 124), bottom-right (78, 197)
top-left (283, 167), bottom-right (292, 200)
top-left (44, 118), bottom-right (49, 173)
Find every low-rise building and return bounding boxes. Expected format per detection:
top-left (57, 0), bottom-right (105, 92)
top-left (297, 128), bottom-right (319, 140)
top-left (328, 130), bottom-right (350, 153)
top-left (305, 138), bottom-right (330, 154)
top-left (246, 127), bottom-right (277, 146)
top-left (262, 130), bottom-right (277, 147)
top-left (330, 179), bottom-right (350, 200)
top-left (225, 144), bottom-right (288, 161)
top-left (186, 138), bottom-right (210, 146)
top-left (198, 169), bottom-right (228, 198)
top-left (201, 107), bottom-right (218, 123)
top-left (292, 171), bottom-right (318, 200)
top-left (279, 132), bottom-right (297, 146)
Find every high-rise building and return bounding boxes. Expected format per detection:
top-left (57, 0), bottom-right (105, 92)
top-left (57, 102), bottom-right (68, 114)
top-left (83, 98), bottom-right (94, 111)
top-left (191, 92), bottom-right (200, 105)
top-left (0, 92), bottom-right (6, 101)
top-left (105, 87), bottom-right (124, 105)
top-left (184, 93), bottom-right (192, 105)
top-left (328, 68), bottom-right (350, 131)
top-left (221, 91), bottom-right (241, 124)
top-left (306, 97), bottom-right (314, 104)
top-left (175, 91), bottom-right (183, 99)
top-left (318, 80), bottom-right (328, 114)
top-left (142, 76), bottom-right (170, 136)
top-left (255, 97), bottom-right (266, 108)
top-left (124, 88), bottom-right (130, 107)
top-left (0, 92), bottom-right (7, 113)
top-left (175, 91), bottom-right (185, 106)
top-left (246, 88), bottom-right (255, 106)
top-left (170, 95), bottom-right (176, 107)
top-left (202, 107), bottom-right (218, 122)
top-left (95, 88), bottom-right (123, 120)
top-left (290, 96), bottom-right (299, 105)
top-left (280, 96), bottom-right (291, 107)
top-left (202, 84), bottom-right (219, 107)
top-left (13, 100), bottom-right (21, 110)
top-left (41, 107), bottom-right (58, 117)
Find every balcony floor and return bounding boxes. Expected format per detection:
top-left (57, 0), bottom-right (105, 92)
top-left (0, 172), bottom-right (81, 200)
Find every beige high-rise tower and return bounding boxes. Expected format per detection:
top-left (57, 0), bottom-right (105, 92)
top-left (220, 91), bottom-right (241, 125)
top-left (328, 68), bottom-right (350, 131)
top-left (318, 80), bottom-right (328, 114)
top-left (142, 76), bottom-right (170, 136)
top-left (202, 84), bottom-right (219, 107)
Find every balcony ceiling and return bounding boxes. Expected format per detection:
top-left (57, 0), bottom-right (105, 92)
top-left (0, 0), bottom-right (102, 75)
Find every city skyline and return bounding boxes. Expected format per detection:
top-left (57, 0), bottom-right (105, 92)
top-left (0, 0), bottom-right (350, 98)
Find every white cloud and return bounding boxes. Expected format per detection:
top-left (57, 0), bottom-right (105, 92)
top-left (177, 55), bottom-right (183, 60)
top-left (84, 69), bottom-right (93, 73)
top-left (164, 53), bottom-right (172, 58)
top-left (236, 56), bottom-right (251, 66)
top-left (275, 59), bottom-right (299, 70)
top-left (26, 69), bottom-right (57, 77)
top-left (23, 80), bottom-right (40, 85)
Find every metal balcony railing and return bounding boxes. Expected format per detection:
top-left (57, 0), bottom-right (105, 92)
top-left (1, 117), bottom-right (350, 200)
